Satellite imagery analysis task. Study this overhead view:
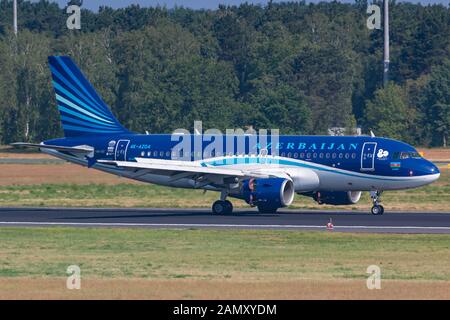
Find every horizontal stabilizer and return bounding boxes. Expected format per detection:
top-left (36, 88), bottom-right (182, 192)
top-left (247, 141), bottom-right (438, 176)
top-left (11, 143), bottom-right (94, 154)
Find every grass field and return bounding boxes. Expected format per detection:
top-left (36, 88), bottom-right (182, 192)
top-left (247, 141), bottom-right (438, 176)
top-left (0, 164), bottom-right (448, 211)
top-left (0, 227), bottom-right (449, 299)
top-left (0, 149), bottom-right (449, 299)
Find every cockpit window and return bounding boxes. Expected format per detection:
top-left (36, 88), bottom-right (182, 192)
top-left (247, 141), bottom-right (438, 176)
top-left (399, 152), bottom-right (422, 159)
top-left (400, 152), bottom-right (409, 159)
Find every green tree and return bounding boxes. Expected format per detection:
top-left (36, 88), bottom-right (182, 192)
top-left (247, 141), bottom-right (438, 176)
top-left (288, 45), bottom-right (360, 133)
top-left (248, 83), bottom-right (312, 134)
top-left (419, 60), bottom-right (450, 147)
top-left (364, 83), bottom-right (411, 140)
top-left (0, 30), bottom-right (53, 143)
top-left (0, 1), bottom-right (448, 145)
top-left (0, 35), bottom-right (17, 143)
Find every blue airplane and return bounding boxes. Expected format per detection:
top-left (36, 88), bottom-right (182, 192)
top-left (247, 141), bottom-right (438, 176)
top-left (13, 56), bottom-right (440, 215)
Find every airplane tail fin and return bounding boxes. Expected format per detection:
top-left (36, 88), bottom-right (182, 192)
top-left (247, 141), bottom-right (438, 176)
top-left (48, 56), bottom-right (130, 138)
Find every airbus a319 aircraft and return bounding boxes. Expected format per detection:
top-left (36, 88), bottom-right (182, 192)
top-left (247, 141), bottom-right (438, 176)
top-left (14, 57), bottom-right (440, 215)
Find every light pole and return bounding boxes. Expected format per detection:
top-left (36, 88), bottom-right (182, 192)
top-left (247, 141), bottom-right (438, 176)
top-left (13, 0), bottom-right (18, 35)
top-left (383, 0), bottom-right (389, 86)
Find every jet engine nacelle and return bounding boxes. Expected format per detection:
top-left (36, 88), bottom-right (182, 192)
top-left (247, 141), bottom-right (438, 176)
top-left (313, 191), bottom-right (362, 205)
top-left (231, 178), bottom-right (295, 211)
top-left (283, 168), bottom-right (320, 192)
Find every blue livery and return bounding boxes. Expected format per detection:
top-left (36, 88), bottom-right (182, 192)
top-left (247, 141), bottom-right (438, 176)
top-left (48, 56), bottom-right (129, 137)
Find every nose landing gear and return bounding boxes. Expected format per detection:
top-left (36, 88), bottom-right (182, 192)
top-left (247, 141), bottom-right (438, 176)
top-left (370, 191), bottom-right (384, 215)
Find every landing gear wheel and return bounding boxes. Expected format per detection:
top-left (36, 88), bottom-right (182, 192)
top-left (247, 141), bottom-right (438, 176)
top-left (257, 206), bottom-right (278, 214)
top-left (371, 205), bottom-right (384, 215)
top-left (370, 191), bottom-right (384, 215)
top-left (224, 200), bottom-right (233, 214)
top-left (212, 200), bottom-right (233, 215)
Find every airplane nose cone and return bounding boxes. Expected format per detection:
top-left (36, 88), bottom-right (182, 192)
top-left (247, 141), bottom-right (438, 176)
top-left (432, 164), bottom-right (440, 175)
top-left (427, 162), bottom-right (440, 175)
top-left (425, 161), bottom-right (440, 182)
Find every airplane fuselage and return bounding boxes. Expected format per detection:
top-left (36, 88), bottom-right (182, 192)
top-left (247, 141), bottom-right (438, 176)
top-left (43, 134), bottom-right (440, 193)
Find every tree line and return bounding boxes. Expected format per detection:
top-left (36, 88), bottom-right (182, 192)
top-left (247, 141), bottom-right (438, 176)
top-left (0, 0), bottom-right (448, 146)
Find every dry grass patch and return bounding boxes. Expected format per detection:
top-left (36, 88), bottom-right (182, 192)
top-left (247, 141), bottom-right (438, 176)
top-left (0, 277), bottom-right (448, 300)
top-left (0, 164), bottom-right (129, 186)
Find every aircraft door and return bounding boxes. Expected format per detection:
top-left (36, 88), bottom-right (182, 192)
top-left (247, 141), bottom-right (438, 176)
top-left (115, 139), bottom-right (130, 161)
top-left (361, 142), bottom-right (377, 171)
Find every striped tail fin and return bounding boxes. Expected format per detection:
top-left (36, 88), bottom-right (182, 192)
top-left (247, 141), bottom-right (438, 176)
top-left (48, 56), bottom-right (130, 137)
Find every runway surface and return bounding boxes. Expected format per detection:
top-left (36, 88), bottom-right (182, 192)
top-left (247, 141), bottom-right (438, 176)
top-left (0, 207), bottom-right (450, 234)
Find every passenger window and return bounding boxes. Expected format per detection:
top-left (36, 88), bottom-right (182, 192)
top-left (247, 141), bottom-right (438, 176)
top-left (351, 153), bottom-right (356, 159)
top-left (326, 153), bottom-right (331, 159)
top-left (345, 153), bottom-right (349, 159)
top-left (339, 153), bottom-right (343, 159)
top-left (294, 153), bottom-right (298, 158)
top-left (319, 153), bottom-right (324, 159)
top-left (332, 153), bottom-right (337, 159)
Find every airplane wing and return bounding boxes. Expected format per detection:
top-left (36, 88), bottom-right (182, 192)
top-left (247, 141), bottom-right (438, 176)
top-left (97, 158), bottom-right (279, 186)
top-left (99, 159), bottom-right (247, 176)
top-left (11, 143), bottom-right (94, 154)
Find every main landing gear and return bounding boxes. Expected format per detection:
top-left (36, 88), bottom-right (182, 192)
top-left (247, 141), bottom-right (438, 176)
top-left (212, 191), bottom-right (233, 214)
top-left (212, 200), bottom-right (233, 215)
top-left (370, 191), bottom-right (384, 215)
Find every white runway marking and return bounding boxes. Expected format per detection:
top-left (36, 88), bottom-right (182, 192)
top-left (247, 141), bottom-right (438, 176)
top-left (0, 221), bottom-right (450, 231)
